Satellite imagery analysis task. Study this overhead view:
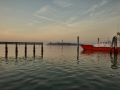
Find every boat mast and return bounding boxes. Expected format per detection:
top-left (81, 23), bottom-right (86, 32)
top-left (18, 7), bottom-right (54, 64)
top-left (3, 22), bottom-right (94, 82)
top-left (98, 38), bottom-right (99, 44)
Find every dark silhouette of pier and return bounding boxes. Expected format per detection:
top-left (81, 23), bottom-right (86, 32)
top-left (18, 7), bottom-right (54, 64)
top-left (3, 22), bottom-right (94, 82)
top-left (0, 42), bottom-right (43, 58)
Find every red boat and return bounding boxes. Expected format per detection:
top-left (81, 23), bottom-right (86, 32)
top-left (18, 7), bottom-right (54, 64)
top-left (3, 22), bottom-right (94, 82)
top-left (81, 32), bottom-right (120, 51)
top-left (81, 36), bottom-right (120, 51)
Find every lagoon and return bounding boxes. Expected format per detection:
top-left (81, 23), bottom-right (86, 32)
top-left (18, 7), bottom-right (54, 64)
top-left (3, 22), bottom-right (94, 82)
top-left (0, 45), bottom-right (120, 90)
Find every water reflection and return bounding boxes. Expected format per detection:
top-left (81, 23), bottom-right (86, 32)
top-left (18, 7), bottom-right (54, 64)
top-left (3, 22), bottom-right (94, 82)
top-left (77, 47), bottom-right (79, 60)
top-left (5, 50), bottom-right (43, 59)
top-left (81, 50), bottom-right (111, 55)
top-left (0, 56), bottom-right (43, 68)
top-left (15, 51), bottom-right (18, 59)
top-left (77, 47), bottom-right (79, 65)
top-left (5, 52), bottom-right (8, 59)
top-left (41, 51), bottom-right (43, 59)
top-left (110, 50), bottom-right (118, 69)
top-left (81, 50), bottom-right (120, 69)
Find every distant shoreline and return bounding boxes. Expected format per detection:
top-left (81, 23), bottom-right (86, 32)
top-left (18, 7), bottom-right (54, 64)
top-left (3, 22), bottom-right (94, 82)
top-left (47, 42), bottom-right (80, 46)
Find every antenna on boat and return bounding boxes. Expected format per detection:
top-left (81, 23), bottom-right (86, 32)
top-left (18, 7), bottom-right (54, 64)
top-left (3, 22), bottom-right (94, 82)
top-left (98, 38), bottom-right (99, 44)
top-left (108, 37), bottom-right (109, 42)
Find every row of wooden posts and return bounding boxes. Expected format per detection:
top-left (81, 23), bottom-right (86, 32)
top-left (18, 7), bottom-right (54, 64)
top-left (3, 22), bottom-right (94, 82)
top-left (0, 42), bottom-right (43, 58)
top-left (0, 36), bottom-right (80, 59)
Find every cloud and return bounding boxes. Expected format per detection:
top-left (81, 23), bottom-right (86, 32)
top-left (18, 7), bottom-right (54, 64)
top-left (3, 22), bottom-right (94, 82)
top-left (28, 19), bottom-right (41, 24)
top-left (84, 5), bottom-right (98, 15)
top-left (96, 2), bottom-right (120, 20)
top-left (105, 2), bottom-right (118, 14)
top-left (53, 0), bottom-right (73, 7)
top-left (101, 0), bottom-right (107, 6)
top-left (90, 13), bottom-right (93, 17)
top-left (65, 17), bottom-right (76, 26)
top-left (34, 5), bottom-right (60, 22)
top-left (34, 14), bottom-right (55, 21)
top-left (36, 5), bottom-right (49, 14)
top-left (34, 5), bottom-right (78, 27)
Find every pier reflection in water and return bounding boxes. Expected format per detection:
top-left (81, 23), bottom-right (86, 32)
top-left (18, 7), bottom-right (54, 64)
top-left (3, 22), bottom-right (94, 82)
top-left (4, 45), bottom-right (43, 59)
top-left (0, 56), bottom-right (43, 69)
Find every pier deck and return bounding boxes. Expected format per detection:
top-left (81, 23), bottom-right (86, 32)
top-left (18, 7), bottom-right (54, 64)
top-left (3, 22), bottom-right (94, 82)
top-left (0, 41), bottom-right (43, 58)
top-left (0, 42), bottom-right (43, 45)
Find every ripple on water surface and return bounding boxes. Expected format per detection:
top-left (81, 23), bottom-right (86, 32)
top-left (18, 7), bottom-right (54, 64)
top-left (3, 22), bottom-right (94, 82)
top-left (0, 46), bottom-right (120, 90)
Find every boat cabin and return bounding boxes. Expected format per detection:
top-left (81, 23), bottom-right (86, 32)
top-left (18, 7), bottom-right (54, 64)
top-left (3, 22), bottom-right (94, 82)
top-left (93, 40), bottom-right (112, 47)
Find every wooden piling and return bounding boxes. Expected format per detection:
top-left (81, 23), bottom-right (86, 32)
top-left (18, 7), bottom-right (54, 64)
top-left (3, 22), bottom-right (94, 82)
top-left (77, 36), bottom-right (79, 60)
top-left (41, 43), bottom-right (43, 58)
top-left (5, 42), bottom-right (8, 58)
top-left (0, 42), bottom-right (43, 58)
top-left (41, 43), bottom-right (43, 52)
top-left (33, 43), bottom-right (35, 57)
top-left (77, 36), bottom-right (79, 51)
top-left (5, 42), bottom-right (8, 53)
top-left (25, 43), bottom-right (27, 58)
top-left (15, 42), bottom-right (18, 58)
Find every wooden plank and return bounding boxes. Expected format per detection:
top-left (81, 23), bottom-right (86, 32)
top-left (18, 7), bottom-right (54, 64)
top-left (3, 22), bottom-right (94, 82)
top-left (0, 42), bottom-right (43, 45)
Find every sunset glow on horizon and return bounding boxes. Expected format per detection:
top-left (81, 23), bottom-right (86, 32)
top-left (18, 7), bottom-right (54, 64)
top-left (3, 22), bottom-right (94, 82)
top-left (0, 0), bottom-right (120, 44)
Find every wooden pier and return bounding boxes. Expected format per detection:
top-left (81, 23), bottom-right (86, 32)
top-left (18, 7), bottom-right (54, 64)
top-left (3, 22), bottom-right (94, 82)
top-left (0, 42), bottom-right (43, 58)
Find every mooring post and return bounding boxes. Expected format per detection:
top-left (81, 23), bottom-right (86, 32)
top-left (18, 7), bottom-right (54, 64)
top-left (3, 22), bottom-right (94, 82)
top-left (41, 43), bottom-right (43, 58)
top-left (25, 43), bottom-right (27, 58)
top-left (77, 36), bottom-right (79, 52)
top-left (15, 42), bottom-right (18, 58)
top-left (110, 36), bottom-right (118, 59)
top-left (77, 36), bottom-right (79, 60)
top-left (33, 43), bottom-right (35, 57)
top-left (5, 42), bottom-right (8, 58)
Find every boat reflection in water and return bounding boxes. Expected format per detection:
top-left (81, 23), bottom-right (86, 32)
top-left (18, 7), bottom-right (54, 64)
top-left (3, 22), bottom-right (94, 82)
top-left (81, 50), bottom-right (114, 55)
top-left (81, 50), bottom-right (120, 69)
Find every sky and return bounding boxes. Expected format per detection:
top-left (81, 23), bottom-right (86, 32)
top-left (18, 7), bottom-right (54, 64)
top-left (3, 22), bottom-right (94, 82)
top-left (0, 0), bottom-right (120, 44)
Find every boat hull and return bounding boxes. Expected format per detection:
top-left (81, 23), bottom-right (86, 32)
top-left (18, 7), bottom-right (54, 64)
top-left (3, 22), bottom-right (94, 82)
top-left (81, 50), bottom-right (120, 54)
top-left (81, 44), bottom-right (120, 51)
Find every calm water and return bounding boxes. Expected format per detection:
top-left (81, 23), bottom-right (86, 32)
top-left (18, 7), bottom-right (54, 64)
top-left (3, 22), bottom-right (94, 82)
top-left (0, 45), bottom-right (120, 90)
